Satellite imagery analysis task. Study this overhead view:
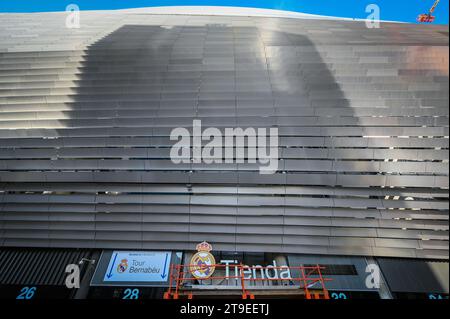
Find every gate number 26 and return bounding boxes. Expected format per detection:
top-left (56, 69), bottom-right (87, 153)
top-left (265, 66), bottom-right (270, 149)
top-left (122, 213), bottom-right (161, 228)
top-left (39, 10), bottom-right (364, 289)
top-left (16, 286), bottom-right (37, 300)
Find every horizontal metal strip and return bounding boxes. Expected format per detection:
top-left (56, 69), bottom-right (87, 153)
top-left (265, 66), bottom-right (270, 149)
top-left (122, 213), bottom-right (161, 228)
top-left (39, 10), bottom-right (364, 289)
top-left (0, 147), bottom-right (448, 162)
top-left (1, 203), bottom-right (448, 219)
top-left (0, 137), bottom-right (448, 149)
top-left (1, 207), bottom-right (448, 227)
top-left (0, 60), bottom-right (447, 71)
top-left (0, 159), bottom-right (447, 174)
top-left (0, 65), bottom-right (447, 78)
top-left (0, 80), bottom-right (447, 94)
top-left (0, 106), bottom-right (448, 119)
top-left (0, 149), bottom-right (448, 161)
top-left (0, 66), bottom-right (446, 78)
top-left (0, 109), bottom-right (448, 122)
top-left (1, 192), bottom-right (447, 209)
top-left (1, 182), bottom-right (447, 198)
top-left (0, 126), bottom-right (447, 138)
top-left (0, 113), bottom-right (448, 127)
top-left (0, 53), bottom-right (445, 63)
top-left (1, 239), bottom-right (446, 259)
top-left (0, 228), bottom-right (447, 252)
top-left (1, 212), bottom-right (447, 230)
top-left (0, 171), bottom-right (448, 188)
top-left (3, 209), bottom-right (447, 237)
top-left (0, 117), bottom-right (448, 130)
top-left (0, 80), bottom-right (447, 95)
top-left (0, 98), bottom-right (447, 110)
top-left (0, 88), bottom-right (447, 101)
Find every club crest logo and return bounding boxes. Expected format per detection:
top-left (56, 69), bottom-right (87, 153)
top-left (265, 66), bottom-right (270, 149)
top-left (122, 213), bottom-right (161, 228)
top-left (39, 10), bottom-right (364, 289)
top-left (117, 259), bottom-right (128, 273)
top-left (190, 241), bottom-right (216, 279)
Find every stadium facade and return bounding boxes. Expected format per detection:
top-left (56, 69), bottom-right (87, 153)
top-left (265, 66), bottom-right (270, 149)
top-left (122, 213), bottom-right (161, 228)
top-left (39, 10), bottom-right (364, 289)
top-left (0, 8), bottom-right (448, 299)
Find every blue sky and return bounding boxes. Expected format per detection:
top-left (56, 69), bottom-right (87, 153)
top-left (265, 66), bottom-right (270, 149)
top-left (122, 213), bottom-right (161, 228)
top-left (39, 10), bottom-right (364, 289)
top-left (0, 0), bottom-right (448, 24)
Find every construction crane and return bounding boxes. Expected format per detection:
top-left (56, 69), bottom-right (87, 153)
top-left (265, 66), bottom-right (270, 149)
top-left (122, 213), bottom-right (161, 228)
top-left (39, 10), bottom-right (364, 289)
top-left (417, 0), bottom-right (441, 23)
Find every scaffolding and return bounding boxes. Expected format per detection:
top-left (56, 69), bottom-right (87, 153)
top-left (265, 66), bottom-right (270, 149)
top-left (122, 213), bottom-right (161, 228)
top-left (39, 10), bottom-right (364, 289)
top-left (163, 263), bottom-right (331, 299)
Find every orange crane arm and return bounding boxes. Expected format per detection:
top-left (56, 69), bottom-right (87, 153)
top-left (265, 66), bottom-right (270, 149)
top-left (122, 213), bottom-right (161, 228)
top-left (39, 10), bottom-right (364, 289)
top-left (429, 0), bottom-right (440, 14)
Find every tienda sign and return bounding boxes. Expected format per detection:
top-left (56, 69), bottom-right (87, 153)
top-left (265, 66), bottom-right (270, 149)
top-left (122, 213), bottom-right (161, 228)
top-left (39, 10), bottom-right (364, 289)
top-left (189, 242), bottom-right (292, 281)
top-left (221, 260), bottom-right (292, 280)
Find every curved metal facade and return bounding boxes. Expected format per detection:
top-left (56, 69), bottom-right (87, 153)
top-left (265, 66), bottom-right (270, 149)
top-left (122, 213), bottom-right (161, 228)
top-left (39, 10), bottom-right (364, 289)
top-left (0, 11), bottom-right (448, 259)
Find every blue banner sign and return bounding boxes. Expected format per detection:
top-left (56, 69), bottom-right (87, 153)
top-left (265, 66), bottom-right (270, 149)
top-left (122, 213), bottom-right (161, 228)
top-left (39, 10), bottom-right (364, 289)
top-left (103, 251), bottom-right (171, 282)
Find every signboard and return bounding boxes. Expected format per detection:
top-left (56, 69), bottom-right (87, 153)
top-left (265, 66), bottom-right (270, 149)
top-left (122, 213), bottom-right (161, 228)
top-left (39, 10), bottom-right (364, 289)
top-left (103, 251), bottom-right (171, 282)
top-left (90, 250), bottom-right (182, 287)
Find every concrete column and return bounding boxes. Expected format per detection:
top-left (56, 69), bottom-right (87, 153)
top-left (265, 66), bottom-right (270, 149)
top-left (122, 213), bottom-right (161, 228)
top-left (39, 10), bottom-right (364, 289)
top-left (182, 252), bottom-right (194, 287)
top-left (366, 257), bottom-right (393, 299)
top-left (73, 251), bottom-right (101, 299)
top-left (274, 255), bottom-right (289, 286)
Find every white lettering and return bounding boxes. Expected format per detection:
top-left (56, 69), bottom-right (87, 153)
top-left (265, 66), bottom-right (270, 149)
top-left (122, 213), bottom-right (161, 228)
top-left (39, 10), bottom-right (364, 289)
top-left (170, 120), bottom-right (279, 174)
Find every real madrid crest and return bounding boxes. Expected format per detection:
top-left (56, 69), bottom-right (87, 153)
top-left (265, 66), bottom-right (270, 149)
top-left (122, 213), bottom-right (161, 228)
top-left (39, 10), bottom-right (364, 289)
top-left (190, 241), bottom-right (216, 279)
top-left (117, 258), bottom-right (128, 273)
